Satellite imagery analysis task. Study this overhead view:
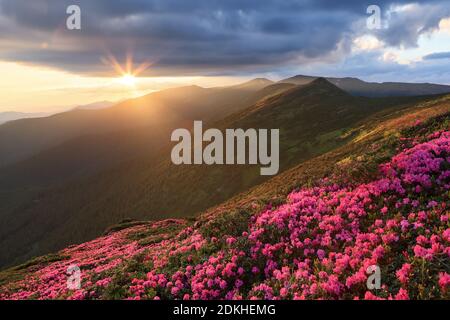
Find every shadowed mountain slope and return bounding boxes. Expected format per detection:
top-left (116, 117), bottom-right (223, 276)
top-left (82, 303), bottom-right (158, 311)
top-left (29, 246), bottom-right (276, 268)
top-left (0, 79), bottom-right (294, 207)
top-left (280, 75), bottom-right (450, 97)
top-left (0, 79), bottom-right (280, 168)
top-left (1, 94), bottom-right (448, 300)
top-left (0, 79), bottom-right (441, 268)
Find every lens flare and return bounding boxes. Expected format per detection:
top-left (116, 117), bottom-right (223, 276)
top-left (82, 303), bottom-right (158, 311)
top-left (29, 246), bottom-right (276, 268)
top-left (103, 51), bottom-right (152, 87)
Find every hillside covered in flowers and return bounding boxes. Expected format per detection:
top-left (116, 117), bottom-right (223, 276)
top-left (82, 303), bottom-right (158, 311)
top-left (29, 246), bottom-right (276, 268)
top-left (0, 111), bottom-right (449, 300)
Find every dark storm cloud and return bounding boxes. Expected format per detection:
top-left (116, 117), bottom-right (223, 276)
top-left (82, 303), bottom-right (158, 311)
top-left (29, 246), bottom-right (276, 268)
top-left (0, 0), bottom-right (448, 76)
top-left (373, 2), bottom-right (450, 48)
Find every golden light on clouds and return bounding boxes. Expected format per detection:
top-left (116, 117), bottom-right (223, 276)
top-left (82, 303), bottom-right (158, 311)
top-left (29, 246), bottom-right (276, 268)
top-left (353, 35), bottom-right (384, 52)
top-left (0, 61), bottom-right (135, 112)
top-left (439, 17), bottom-right (450, 33)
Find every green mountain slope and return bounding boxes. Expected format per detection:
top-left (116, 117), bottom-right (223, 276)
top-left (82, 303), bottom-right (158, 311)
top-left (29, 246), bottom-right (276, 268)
top-left (280, 75), bottom-right (450, 97)
top-left (0, 79), bottom-right (442, 268)
top-left (0, 79), bottom-right (277, 168)
top-left (1, 96), bottom-right (448, 300)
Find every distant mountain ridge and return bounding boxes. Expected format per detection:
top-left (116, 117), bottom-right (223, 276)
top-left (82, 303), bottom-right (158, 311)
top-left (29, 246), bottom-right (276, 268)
top-left (0, 111), bottom-right (50, 125)
top-left (0, 81), bottom-right (281, 167)
top-left (0, 101), bottom-right (115, 126)
top-left (74, 101), bottom-right (115, 111)
top-left (2, 74), bottom-right (448, 128)
top-left (280, 75), bottom-right (450, 97)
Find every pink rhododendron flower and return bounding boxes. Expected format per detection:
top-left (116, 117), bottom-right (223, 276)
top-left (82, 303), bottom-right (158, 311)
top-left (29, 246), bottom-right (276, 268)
top-left (1, 131), bottom-right (449, 300)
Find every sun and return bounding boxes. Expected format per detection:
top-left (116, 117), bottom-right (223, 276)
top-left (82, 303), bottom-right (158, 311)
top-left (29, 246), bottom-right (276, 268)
top-left (120, 74), bottom-right (137, 86)
top-left (105, 52), bottom-right (152, 88)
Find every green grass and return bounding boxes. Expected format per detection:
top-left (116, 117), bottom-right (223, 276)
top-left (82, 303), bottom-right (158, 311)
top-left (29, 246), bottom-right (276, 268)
top-left (1, 84), bottom-right (449, 270)
top-left (1, 100), bottom-right (449, 298)
top-left (0, 253), bottom-right (68, 287)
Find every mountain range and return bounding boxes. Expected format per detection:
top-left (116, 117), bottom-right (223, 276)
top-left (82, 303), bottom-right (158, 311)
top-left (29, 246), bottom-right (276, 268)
top-left (0, 111), bottom-right (51, 125)
top-left (279, 75), bottom-right (450, 97)
top-left (0, 102), bottom-right (116, 126)
top-left (73, 101), bottom-right (115, 111)
top-left (0, 75), bottom-right (449, 269)
top-left (0, 79), bottom-right (448, 299)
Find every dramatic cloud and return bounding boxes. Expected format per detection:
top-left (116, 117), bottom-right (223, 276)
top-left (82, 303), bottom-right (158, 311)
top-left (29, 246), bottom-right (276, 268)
top-left (373, 2), bottom-right (450, 48)
top-left (0, 0), bottom-right (449, 77)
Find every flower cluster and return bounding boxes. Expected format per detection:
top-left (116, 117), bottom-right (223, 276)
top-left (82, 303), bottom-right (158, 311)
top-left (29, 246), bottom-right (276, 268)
top-left (1, 131), bottom-right (449, 300)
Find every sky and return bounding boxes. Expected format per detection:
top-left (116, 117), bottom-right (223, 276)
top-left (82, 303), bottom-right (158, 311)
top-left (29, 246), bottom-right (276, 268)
top-left (1, 0), bottom-right (450, 112)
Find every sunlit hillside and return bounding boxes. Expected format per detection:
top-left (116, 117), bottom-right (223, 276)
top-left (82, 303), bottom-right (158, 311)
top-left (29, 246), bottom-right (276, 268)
top-left (1, 79), bottom-right (445, 269)
top-left (1, 94), bottom-right (448, 299)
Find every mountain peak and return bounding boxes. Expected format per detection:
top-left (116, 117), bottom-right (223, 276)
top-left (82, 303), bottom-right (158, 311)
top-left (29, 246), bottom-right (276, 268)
top-left (310, 77), bottom-right (329, 85)
top-left (299, 77), bottom-right (348, 96)
top-left (258, 77), bottom-right (273, 82)
top-left (279, 74), bottom-right (450, 97)
top-left (278, 74), bottom-right (317, 85)
top-left (247, 77), bottom-right (273, 84)
top-left (233, 78), bottom-right (274, 90)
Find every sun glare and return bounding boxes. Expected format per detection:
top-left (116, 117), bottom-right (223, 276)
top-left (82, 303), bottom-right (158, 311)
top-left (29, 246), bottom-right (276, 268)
top-left (105, 52), bottom-right (152, 88)
top-left (120, 74), bottom-right (137, 86)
